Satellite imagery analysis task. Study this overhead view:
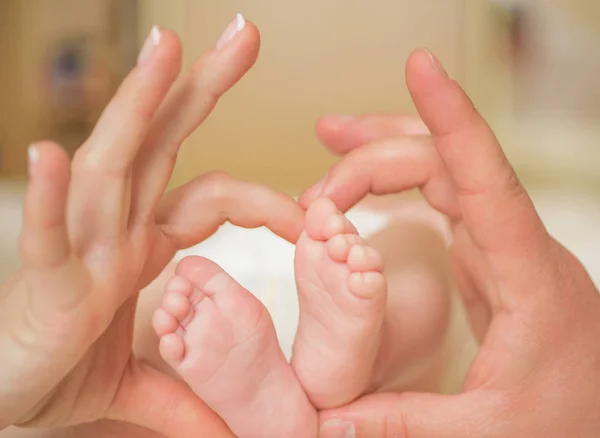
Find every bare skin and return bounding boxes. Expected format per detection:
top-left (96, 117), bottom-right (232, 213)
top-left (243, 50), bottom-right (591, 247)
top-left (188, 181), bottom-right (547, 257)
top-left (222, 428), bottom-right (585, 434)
top-left (0, 18), bottom-right (306, 438)
top-left (314, 49), bottom-right (600, 438)
top-left (0, 197), bottom-right (455, 438)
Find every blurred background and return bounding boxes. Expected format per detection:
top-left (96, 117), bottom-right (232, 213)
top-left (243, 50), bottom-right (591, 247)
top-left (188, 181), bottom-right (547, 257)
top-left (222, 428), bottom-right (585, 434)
top-left (1, 0), bottom-right (600, 283)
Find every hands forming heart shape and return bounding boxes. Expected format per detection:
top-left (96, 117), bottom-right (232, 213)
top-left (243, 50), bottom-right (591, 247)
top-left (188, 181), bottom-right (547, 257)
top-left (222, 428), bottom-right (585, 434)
top-left (1, 16), bottom-right (600, 438)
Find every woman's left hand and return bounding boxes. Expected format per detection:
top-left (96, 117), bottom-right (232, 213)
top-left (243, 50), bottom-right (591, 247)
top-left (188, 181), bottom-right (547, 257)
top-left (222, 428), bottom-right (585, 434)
top-left (306, 50), bottom-right (600, 438)
top-left (0, 19), bottom-right (303, 438)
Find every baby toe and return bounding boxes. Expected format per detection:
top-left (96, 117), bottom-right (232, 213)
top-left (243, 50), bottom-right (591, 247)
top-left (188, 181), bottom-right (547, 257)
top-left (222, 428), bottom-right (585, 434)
top-left (159, 333), bottom-right (186, 365)
top-left (347, 244), bottom-right (383, 273)
top-left (305, 198), bottom-right (357, 241)
top-left (152, 308), bottom-right (179, 337)
top-left (162, 290), bottom-right (193, 323)
top-left (327, 234), bottom-right (367, 262)
top-left (348, 271), bottom-right (387, 300)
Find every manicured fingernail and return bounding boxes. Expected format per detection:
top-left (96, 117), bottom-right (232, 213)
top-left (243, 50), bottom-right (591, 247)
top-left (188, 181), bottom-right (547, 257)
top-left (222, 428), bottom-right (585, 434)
top-left (320, 420), bottom-right (356, 438)
top-left (216, 13), bottom-right (245, 50)
top-left (424, 49), bottom-right (448, 77)
top-left (138, 26), bottom-right (161, 66)
top-left (28, 144), bottom-right (39, 177)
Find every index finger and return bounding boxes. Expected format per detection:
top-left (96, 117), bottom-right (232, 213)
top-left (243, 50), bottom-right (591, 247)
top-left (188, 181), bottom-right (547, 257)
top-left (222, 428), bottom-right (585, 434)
top-left (156, 172), bottom-right (305, 247)
top-left (77, 27), bottom-right (182, 176)
top-left (407, 49), bottom-right (547, 253)
top-left (316, 113), bottom-right (429, 155)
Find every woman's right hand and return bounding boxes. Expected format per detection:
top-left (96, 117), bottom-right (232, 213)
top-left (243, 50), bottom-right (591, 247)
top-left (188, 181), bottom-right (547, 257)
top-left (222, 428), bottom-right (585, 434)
top-left (0, 17), bottom-right (304, 438)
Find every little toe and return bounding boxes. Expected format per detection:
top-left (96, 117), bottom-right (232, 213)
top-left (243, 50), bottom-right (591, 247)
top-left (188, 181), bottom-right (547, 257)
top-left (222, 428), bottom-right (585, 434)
top-left (152, 308), bottom-right (179, 337)
top-left (327, 234), bottom-right (366, 262)
top-left (159, 333), bottom-right (186, 366)
top-left (347, 245), bottom-right (384, 273)
top-left (348, 271), bottom-right (387, 299)
top-left (305, 198), bottom-right (357, 241)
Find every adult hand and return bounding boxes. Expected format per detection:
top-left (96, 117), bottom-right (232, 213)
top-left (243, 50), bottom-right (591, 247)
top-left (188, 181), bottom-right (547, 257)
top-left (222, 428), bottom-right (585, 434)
top-left (304, 50), bottom-right (600, 437)
top-left (0, 18), bottom-right (303, 437)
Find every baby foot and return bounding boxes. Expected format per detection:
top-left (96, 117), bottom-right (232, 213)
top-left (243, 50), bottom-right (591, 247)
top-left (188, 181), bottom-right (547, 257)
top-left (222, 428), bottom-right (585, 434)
top-left (292, 198), bottom-right (387, 408)
top-left (153, 256), bottom-right (317, 438)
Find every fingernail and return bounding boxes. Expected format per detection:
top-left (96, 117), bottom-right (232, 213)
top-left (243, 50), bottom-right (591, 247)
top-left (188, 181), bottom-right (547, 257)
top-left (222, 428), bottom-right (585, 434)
top-left (320, 420), bottom-right (356, 438)
top-left (424, 49), bottom-right (448, 77)
top-left (216, 13), bottom-right (245, 50)
top-left (332, 115), bottom-right (356, 123)
top-left (309, 172), bottom-right (329, 198)
top-left (28, 144), bottom-right (39, 177)
top-left (138, 26), bottom-right (161, 66)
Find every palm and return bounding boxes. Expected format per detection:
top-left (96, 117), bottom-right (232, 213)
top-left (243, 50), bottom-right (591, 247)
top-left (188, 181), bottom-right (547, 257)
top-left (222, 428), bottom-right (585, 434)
top-left (27, 224), bottom-right (171, 426)
top-left (39, 299), bottom-right (138, 426)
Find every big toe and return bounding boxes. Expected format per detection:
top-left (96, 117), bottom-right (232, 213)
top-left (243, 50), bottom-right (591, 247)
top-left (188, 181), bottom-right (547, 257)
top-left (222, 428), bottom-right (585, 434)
top-left (305, 198), bottom-right (357, 241)
top-left (175, 256), bottom-right (228, 292)
top-left (174, 256), bottom-right (263, 336)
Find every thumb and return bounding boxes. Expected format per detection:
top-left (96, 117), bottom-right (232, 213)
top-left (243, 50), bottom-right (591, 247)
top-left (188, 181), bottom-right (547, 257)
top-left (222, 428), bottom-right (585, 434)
top-left (405, 49), bottom-right (546, 255)
top-left (319, 392), bottom-right (489, 438)
top-left (108, 360), bottom-right (234, 438)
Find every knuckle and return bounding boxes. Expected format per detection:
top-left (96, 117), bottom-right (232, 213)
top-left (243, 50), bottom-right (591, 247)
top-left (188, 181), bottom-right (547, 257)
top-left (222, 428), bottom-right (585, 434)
top-left (197, 171), bottom-right (233, 196)
top-left (191, 171), bottom-right (235, 205)
top-left (201, 170), bottom-right (232, 184)
top-left (71, 147), bottom-right (129, 180)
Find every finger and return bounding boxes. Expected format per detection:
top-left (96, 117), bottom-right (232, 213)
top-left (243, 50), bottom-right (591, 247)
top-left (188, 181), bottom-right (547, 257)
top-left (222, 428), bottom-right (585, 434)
top-left (299, 137), bottom-right (459, 217)
top-left (406, 49), bottom-right (547, 254)
top-left (319, 392), bottom-right (491, 438)
top-left (156, 172), bottom-right (305, 248)
top-left (11, 143), bottom-right (92, 420)
top-left (109, 360), bottom-right (234, 438)
top-left (19, 142), bottom-right (88, 312)
top-left (317, 113), bottom-right (429, 155)
top-left (69, 27), bottom-right (182, 243)
top-left (20, 143), bottom-right (70, 271)
top-left (76, 27), bottom-right (182, 176)
top-left (131, 15), bottom-right (261, 222)
top-left (450, 225), bottom-right (494, 340)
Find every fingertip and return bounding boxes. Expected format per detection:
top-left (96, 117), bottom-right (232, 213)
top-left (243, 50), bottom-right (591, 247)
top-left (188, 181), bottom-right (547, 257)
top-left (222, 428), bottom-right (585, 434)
top-left (234, 19), bottom-right (261, 72)
top-left (242, 20), bottom-right (261, 49)
top-left (406, 48), bottom-right (448, 82)
top-left (297, 191), bottom-right (313, 210)
top-left (23, 141), bottom-right (70, 227)
top-left (223, 18), bottom-right (261, 61)
top-left (210, 18), bottom-right (261, 91)
top-left (316, 115), bottom-right (364, 156)
top-left (138, 26), bottom-right (183, 77)
top-left (406, 49), bottom-right (478, 137)
top-left (21, 142), bottom-right (71, 270)
top-left (157, 28), bottom-right (183, 68)
top-left (270, 199), bottom-right (305, 244)
top-left (316, 114), bottom-right (356, 135)
top-left (27, 141), bottom-right (70, 179)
